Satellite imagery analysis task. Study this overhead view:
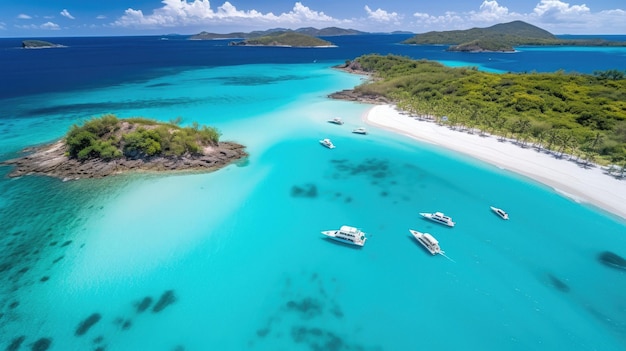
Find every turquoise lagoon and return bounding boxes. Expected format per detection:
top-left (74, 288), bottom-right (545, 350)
top-left (1, 59), bottom-right (626, 351)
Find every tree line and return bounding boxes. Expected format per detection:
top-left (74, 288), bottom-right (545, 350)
top-left (351, 54), bottom-right (626, 170)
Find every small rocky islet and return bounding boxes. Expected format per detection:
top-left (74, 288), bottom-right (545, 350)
top-left (0, 115), bottom-right (247, 180)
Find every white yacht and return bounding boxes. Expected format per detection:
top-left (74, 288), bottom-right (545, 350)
top-left (420, 212), bottom-right (455, 227)
top-left (409, 229), bottom-right (444, 255)
top-left (352, 127), bottom-right (367, 135)
top-left (490, 206), bottom-right (509, 220)
top-left (319, 138), bottom-right (336, 149)
top-left (321, 225), bottom-right (367, 247)
top-left (328, 117), bottom-right (344, 125)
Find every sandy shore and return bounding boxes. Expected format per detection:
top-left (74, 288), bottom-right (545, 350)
top-left (365, 104), bottom-right (626, 221)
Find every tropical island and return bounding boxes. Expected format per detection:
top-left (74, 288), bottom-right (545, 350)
top-left (228, 31), bottom-right (333, 47)
top-left (22, 39), bottom-right (64, 49)
top-left (402, 20), bottom-right (626, 52)
top-left (1, 115), bottom-right (247, 180)
top-left (189, 26), bottom-right (363, 40)
top-left (333, 54), bottom-right (626, 169)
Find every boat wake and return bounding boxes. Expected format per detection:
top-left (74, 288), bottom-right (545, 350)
top-left (438, 252), bottom-right (456, 263)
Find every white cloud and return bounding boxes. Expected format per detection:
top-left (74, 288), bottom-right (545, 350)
top-left (17, 14), bottom-right (32, 20)
top-left (410, 0), bottom-right (625, 34)
top-left (0, 22), bottom-right (6, 30)
top-left (412, 11), bottom-right (463, 27)
top-left (61, 9), bottom-right (76, 20)
top-left (470, 1), bottom-right (515, 21)
top-left (364, 5), bottom-right (401, 23)
top-left (16, 22), bottom-right (62, 30)
top-left (533, 0), bottom-right (590, 17)
top-left (41, 22), bottom-right (61, 30)
top-left (96, 15), bottom-right (107, 20)
top-left (112, 1), bottom-right (345, 29)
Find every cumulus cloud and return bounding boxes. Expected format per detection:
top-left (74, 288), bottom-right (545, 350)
top-left (410, 0), bottom-right (625, 34)
top-left (112, 1), bottom-right (343, 29)
top-left (41, 22), bottom-right (61, 30)
top-left (96, 15), bottom-right (107, 20)
top-left (61, 9), bottom-right (76, 20)
top-left (17, 14), bottom-right (32, 20)
top-left (412, 11), bottom-right (463, 27)
top-left (364, 5), bottom-right (401, 23)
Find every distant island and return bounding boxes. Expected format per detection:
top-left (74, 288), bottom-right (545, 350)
top-left (1, 115), bottom-right (247, 180)
top-left (228, 32), bottom-right (334, 47)
top-left (22, 39), bottom-right (64, 49)
top-left (189, 26), bottom-right (364, 40)
top-left (402, 20), bottom-right (626, 52)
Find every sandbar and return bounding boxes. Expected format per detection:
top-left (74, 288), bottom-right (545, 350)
top-left (365, 104), bottom-right (626, 221)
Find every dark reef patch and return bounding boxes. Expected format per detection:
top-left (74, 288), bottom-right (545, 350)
top-left (60, 240), bottom-right (73, 247)
top-left (75, 313), bottom-right (102, 336)
top-left (122, 319), bottom-right (132, 330)
top-left (40, 276), bottom-right (49, 282)
top-left (547, 274), bottom-right (570, 293)
top-left (135, 296), bottom-right (153, 313)
top-left (152, 290), bottom-right (177, 313)
top-left (213, 75), bottom-right (306, 86)
top-left (146, 82), bottom-right (173, 88)
top-left (18, 98), bottom-right (200, 118)
top-left (93, 336), bottom-right (104, 344)
top-left (285, 298), bottom-right (323, 319)
top-left (291, 326), bottom-right (344, 351)
top-left (52, 256), bottom-right (64, 264)
top-left (257, 327), bottom-right (270, 338)
top-left (30, 337), bottom-right (52, 351)
top-left (598, 251), bottom-right (626, 270)
top-left (6, 336), bottom-right (26, 351)
top-left (9, 301), bottom-right (19, 309)
top-left (291, 184), bottom-right (318, 198)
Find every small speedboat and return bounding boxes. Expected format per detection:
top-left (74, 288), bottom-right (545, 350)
top-left (420, 212), bottom-right (455, 227)
top-left (352, 127), bottom-right (367, 135)
top-left (490, 206), bottom-right (509, 220)
top-left (328, 117), bottom-right (344, 125)
top-left (319, 138), bottom-right (336, 149)
top-left (409, 229), bottom-right (444, 255)
top-left (322, 225), bottom-right (367, 246)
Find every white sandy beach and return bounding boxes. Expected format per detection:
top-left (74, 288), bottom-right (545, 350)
top-left (365, 104), bottom-right (626, 221)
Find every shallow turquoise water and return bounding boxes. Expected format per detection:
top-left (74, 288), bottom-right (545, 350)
top-left (1, 62), bottom-right (626, 350)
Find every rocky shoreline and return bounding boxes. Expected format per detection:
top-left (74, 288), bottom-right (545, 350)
top-left (329, 62), bottom-right (392, 105)
top-left (1, 140), bottom-right (247, 181)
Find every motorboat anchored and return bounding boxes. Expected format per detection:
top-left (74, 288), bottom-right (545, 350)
top-left (352, 127), bottom-right (367, 135)
top-left (420, 212), bottom-right (455, 227)
top-left (490, 206), bottom-right (509, 220)
top-left (328, 117), bottom-right (344, 125)
top-left (319, 138), bottom-right (336, 149)
top-left (321, 225), bottom-right (367, 247)
top-left (409, 229), bottom-right (444, 255)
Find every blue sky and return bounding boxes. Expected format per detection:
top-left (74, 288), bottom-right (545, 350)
top-left (1, 0), bottom-right (625, 37)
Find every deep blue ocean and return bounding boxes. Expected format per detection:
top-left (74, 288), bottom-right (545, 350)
top-left (1, 34), bottom-right (626, 351)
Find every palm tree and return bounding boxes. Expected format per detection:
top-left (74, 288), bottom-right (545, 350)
top-left (545, 128), bottom-right (560, 152)
top-left (557, 131), bottom-right (574, 158)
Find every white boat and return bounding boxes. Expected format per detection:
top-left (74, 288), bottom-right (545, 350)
top-left (328, 117), bottom-right (344, 125)
top-left (420, 212), bottom-right (455, 227)
top-left (319, 138), bottom-right (336, 149)
top-left (352, 127), bottom-right (367, 135)
top-left (490, 206), bottom-right (509, 220)
top-left (321, 225), bottom-right (367, 247)
top-left (409, 229), bottom-right (444, 255)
